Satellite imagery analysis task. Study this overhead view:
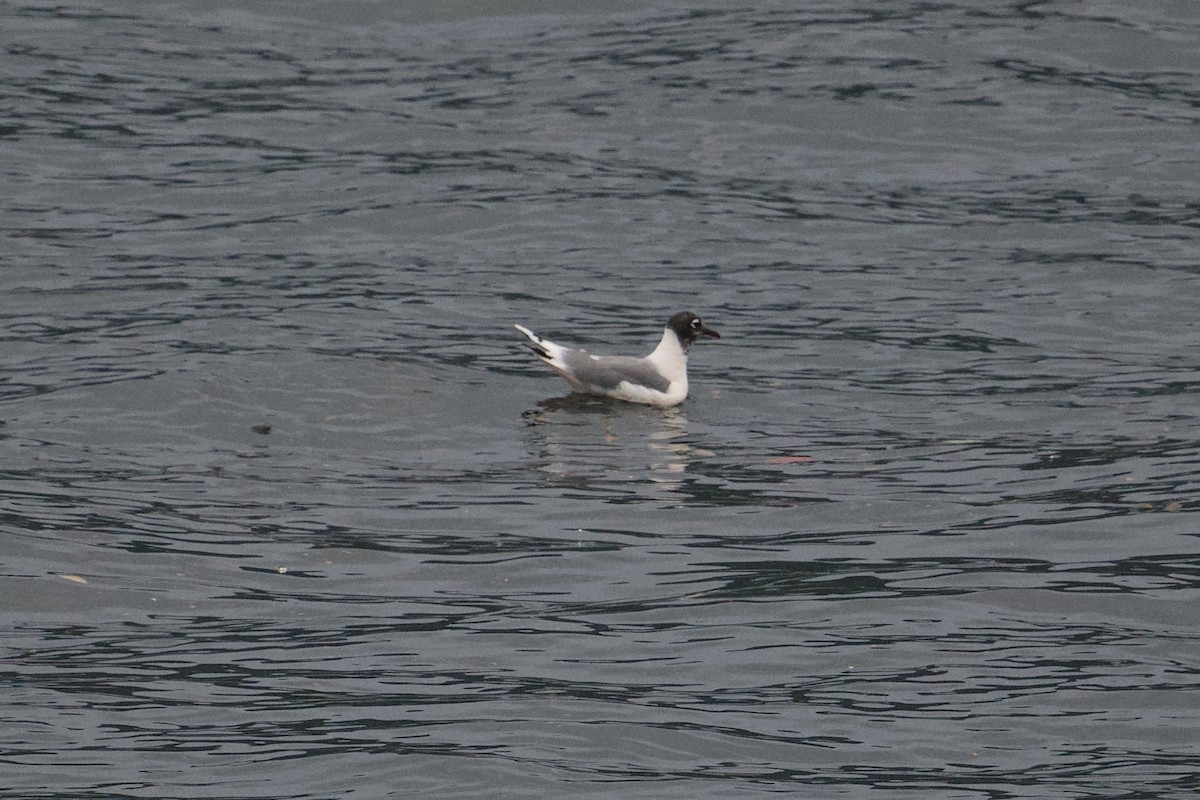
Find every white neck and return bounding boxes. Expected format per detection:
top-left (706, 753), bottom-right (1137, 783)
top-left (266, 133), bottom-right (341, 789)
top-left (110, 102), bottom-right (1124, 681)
top-left (646, 328), bottom-right (688, 376)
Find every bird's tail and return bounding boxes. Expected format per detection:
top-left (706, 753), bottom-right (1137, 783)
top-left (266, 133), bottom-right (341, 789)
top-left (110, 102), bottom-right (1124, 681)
top-left (514, 324), bottom-right (552, 361)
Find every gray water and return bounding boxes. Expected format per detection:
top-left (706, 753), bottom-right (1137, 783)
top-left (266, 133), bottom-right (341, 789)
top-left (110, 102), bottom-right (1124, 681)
top-left (3, 1), bottom-right (1199, 797)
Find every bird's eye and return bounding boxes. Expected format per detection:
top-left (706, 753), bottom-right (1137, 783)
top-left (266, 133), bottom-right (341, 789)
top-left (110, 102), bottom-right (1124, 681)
top-left (691, 318), bottom-right (701, 328)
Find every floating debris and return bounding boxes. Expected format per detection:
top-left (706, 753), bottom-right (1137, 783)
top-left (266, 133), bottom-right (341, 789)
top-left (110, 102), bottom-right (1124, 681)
top-left (766, 455), bottom-right (813, 465)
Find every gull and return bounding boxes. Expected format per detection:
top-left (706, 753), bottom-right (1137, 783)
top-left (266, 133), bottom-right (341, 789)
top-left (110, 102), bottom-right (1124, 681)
top-left (514, 311), bottom-right (720, 407)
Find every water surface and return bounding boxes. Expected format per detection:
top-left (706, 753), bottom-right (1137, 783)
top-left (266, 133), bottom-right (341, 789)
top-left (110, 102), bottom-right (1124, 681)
top-left (3, 1), bottom-right (1199, 797)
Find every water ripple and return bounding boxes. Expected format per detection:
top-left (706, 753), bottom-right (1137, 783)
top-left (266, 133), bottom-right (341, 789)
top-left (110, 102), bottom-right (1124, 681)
top-left (4, 1), bottom-right (1200, 797)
